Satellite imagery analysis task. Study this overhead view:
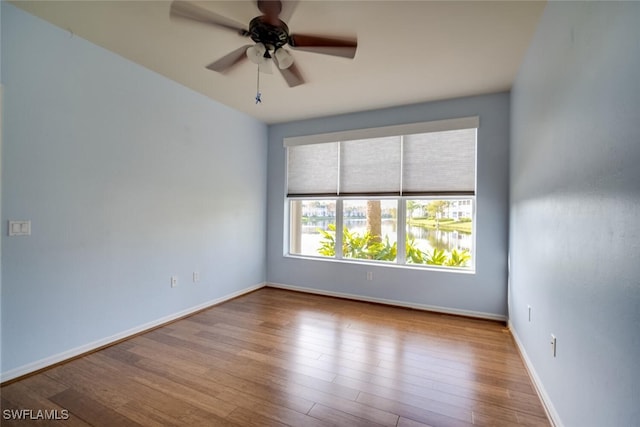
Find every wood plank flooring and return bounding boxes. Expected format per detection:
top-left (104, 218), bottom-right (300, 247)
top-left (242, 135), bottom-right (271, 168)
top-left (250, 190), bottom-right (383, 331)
top-left (1, 288), bottom-right (550, 426)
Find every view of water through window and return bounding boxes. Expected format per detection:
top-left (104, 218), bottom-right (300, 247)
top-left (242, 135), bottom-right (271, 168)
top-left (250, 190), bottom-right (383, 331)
top-left (291, 199), bottom-right (473, 267)
top-left (300, 219), bottom-right (472, 255)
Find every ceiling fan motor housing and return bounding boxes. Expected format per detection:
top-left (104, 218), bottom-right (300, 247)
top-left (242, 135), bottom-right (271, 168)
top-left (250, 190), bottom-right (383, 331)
top-left (249, 16), bottom-right (290, 52)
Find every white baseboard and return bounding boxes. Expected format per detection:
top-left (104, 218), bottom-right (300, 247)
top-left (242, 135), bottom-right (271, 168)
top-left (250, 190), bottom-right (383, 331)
top-left (508, 321), bottom-right (563, 427)
top-left (0, 282), bottom-right (265, 383)
top-left (266, 282), bottom-right (507, 322)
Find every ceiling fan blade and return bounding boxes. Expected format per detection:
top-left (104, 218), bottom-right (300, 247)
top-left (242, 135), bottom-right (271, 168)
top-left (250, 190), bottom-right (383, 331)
top-left (255, 0), bottom-right (297, 25)
top-left (289, 34), bottom-right (357, 59)
top-left (257, 0), bottom-right (282, 21)
top-left (171, 1), bottom-right (248, 35)
top-left (206, 45), bottom-right (252, 72)
top-left (278, 0), bottom-right (299, 23)
top-left (274, 59), bottom-right (304, 87)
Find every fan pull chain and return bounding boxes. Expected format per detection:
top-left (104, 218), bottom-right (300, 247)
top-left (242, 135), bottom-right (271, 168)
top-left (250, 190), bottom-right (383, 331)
top-left (255, 66), bottom-right (262, 104)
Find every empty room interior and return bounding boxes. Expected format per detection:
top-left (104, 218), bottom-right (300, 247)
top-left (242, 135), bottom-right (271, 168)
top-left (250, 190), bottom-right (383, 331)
top-left (1, 1), bottom-right (639, 426)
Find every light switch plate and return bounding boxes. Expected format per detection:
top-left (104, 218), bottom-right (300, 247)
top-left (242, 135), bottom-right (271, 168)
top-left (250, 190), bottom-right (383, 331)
top-left (8, 221), bottom-right (31, 236)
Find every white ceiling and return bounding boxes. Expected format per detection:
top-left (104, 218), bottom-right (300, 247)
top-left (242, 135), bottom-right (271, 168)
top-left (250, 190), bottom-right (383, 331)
top-left (11, 0), bottom-right (546, 124)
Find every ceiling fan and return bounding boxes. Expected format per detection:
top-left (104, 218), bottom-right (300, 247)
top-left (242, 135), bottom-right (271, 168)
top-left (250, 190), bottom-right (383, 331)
top-left (170, 0), bottom-right (358, 88)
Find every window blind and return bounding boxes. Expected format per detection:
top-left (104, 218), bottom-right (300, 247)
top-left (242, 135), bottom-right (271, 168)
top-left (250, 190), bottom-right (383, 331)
top-left (286, 118), bottom-right (477, 197)
top-left (287, 142), bottom-right (338, 196)
top-left (402, 128), bottom-right (476, 195)
top-left (340, 136), bottom-right (401, 195)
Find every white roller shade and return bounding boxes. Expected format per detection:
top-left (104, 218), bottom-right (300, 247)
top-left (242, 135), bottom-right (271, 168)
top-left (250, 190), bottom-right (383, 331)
top-left (286, 117), bottom-right (477, 197)
top-left (340, 136), bottom-right (401, 195)
top-left (403, 128), bottom-right (477, 195)
top-left (287, 142), bottom-right (338, 196)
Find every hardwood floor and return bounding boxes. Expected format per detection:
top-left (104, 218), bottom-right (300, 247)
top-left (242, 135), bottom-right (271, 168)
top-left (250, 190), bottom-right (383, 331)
top-left (1, 288), bottom-right (550, 426)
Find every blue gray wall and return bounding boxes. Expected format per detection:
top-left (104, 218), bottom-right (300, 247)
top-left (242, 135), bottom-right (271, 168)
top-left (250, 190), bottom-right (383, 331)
top-left (1, 4), bottom-right (267, 378)
top-left (267, 93), bottom-right (510, 318)
top-left (509, 2), bottom-right (640, 426)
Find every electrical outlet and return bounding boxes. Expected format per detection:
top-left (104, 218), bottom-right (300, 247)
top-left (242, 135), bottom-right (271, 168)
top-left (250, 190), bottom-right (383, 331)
top-left (193, 272), bottom-right (200, 283)
top-left (171, 276), bottom-right (178, 288)
top-left (550, 334), bottom-right (557, 357)
top-left (366, 271), bottom-right (373, 281)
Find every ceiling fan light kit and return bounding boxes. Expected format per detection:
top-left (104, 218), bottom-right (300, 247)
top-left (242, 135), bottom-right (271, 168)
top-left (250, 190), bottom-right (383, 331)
top-left (274, 48), bottom-right (294, 69)
top-left (170, 0), bottom-right (358, 99)
top-left (247, 42), bottom-right (267, 60)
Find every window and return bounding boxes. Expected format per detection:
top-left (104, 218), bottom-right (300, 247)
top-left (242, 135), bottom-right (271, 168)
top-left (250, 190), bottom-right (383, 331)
top-left (342, 199), bottom-right (398, 262)
top-left (289, 199), bottom-right (336, 257)
top-left (285, 117), bottom-right (478, 270)
top-left (405, 198), bottom-right (474, 267)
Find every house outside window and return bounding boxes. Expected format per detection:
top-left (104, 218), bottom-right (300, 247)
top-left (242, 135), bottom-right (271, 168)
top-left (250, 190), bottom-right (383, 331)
top-left (285, 117), bottom-right (478, 271)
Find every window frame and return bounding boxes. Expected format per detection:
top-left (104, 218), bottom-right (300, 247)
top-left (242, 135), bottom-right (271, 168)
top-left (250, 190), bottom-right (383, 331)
top-left (286, 195), bottom-right (476, 272)
top-left (283, 117), bottom-right (479, 273)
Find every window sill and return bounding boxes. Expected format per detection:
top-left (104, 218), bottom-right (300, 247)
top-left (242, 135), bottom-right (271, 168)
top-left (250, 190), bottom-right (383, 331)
top-left (283, 254), bottom-right (476, 275)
